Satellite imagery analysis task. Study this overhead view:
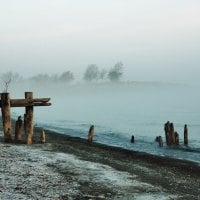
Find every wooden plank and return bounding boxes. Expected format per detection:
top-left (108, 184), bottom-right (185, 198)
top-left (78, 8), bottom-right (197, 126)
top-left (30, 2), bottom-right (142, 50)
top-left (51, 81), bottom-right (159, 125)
top-left (10, 98), bottom-right (50, 103)
top-left (8, 102), bottom-right (51, 107)
top-left (0, 98), bottom-right (51, 107)
top-left (33, 102), bottom-right (52, 106)
top-left (29, 98), bottom-right (50, 103)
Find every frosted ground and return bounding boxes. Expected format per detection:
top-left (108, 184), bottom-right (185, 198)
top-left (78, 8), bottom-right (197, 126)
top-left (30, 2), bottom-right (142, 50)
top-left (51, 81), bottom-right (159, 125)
top-left (0, 133), bottom-right (178, 199)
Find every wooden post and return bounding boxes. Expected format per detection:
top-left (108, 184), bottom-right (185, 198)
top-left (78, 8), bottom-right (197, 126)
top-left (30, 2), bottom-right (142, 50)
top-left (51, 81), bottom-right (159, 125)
top-left (131, 135), bottom-right (135, 143)
top-left (164, 121), bottom-right (171, 146)
top-left (171, 123), bottom-right (175, 145)
top-left (25, 92), bottom-right (34, 144)
top-left (158, 136), bottom-right (163, 147)
top-left (40, 130), bottom-right (46, 143)
top-left (168, 122), bottom-right (174, 145)
top-left (23, 113), bottom-right (27, 136)
top-left (175, 132), bottom-right (179, 145)
top-left (15, 116), bottom-right (23, 142)
top-left (1, 93), bottom-right (12, 142)
top-left (184, 124), bottom-right (188, 145)
top-left (164, 121), bottom-right (168, 145)
top-left (88, 125), bottom-right (94, 145)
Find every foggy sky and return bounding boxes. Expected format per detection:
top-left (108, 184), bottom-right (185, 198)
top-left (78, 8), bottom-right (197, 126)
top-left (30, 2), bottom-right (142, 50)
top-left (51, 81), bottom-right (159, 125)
top-left (0, 0), bottom-right (200, 83)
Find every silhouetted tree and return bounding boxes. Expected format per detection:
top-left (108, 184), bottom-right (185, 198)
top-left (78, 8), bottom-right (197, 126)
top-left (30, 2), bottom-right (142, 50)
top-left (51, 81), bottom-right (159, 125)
top-left (59, 71), bottom-right (74, 82)
top-left (108, 62), bottom-right (123, 82)
top-left (99, 69), bottom-right (107, 80)
top-left (30, 71), bottom-right (74, 83)
top-left (30, 74), bottom-right (50, 82)
top-left (83, 64), bottom-right (99, 82)
top-left (0, 71), bottom-right (23, 92)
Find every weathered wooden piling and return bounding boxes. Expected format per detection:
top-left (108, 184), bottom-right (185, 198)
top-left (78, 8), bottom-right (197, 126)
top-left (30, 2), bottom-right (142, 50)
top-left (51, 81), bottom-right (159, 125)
top-left (88, 125), bottom-right (94, 144)
top-left (25, 92), bottom-right (34, 144)
top-left (164, 121), bottom-right (171, 146)
top-left (23, 113), bottom-right (27, 136)
top-left (131, 135), bottom-right (135, 143)
top-left (158, 136), bottom-right (163, 147)
top-left (1, 93), bottom-right (12, 142)
top-left (175, 132), bottom-right (179, 145)
top-left (169, 123), bottom-right (174, 145)
top-left (40, 130), bottom-right (46, 143)
top-left (15, 116), bottom-right (23, 142)
top-left (172, 131), bottom-right (176, 145)
top-left (164, 122), bottom-right (168, 144)
top-left (184, 124), bottom-right (188, 145)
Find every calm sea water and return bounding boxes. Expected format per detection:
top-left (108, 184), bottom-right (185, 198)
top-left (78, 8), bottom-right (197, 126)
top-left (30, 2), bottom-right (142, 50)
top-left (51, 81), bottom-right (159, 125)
top-left (12, 82), bottom-right (200, 164)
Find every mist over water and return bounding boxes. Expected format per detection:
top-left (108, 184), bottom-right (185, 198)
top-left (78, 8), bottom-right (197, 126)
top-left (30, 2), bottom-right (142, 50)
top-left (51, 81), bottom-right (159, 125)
top-left (10, 81), bottom-right (200, 163)
top-left (0, 0), bottom-right (200, 170)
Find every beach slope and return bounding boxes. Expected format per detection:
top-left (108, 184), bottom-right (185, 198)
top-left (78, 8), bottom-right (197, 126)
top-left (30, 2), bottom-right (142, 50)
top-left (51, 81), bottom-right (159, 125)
top-left (0, 124), bottom-right (199, 199)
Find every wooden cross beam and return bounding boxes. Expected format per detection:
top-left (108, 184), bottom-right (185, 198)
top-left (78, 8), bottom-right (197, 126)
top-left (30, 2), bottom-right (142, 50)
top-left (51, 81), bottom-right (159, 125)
top-left (0, 92), bottom-right (51, 144)
top-left (0, 98), bottom-right (51, 107)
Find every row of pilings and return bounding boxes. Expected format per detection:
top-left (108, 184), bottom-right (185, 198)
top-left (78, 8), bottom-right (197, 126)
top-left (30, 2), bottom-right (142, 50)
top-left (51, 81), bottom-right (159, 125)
top-left (164, 121), bottom-right (188, 146)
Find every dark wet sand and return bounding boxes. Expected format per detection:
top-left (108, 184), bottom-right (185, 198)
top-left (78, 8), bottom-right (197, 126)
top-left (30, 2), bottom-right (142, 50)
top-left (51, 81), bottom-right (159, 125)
top-left (34, 127), bottom-right (200, 199)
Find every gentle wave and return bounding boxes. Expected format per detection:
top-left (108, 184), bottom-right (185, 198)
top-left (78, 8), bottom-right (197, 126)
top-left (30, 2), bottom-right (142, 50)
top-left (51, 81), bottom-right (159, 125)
top-left (36, 120), bottom-right (200, 165)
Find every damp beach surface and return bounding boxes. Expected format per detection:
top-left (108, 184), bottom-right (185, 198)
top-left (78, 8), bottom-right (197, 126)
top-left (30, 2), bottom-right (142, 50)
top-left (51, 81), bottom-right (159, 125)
top-left (0, 127), bottom-right (199, 200)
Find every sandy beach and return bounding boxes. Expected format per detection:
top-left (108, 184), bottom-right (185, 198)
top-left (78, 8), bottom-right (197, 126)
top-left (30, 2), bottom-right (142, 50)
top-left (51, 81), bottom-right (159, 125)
top-left (0, 123), bottom-right (200, 200)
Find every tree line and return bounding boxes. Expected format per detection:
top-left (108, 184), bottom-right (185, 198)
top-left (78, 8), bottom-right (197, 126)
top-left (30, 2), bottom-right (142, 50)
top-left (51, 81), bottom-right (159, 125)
top-left (0, 62), bottom-right (124, 91)
top-left (83, 62), bottom-right (123, 82)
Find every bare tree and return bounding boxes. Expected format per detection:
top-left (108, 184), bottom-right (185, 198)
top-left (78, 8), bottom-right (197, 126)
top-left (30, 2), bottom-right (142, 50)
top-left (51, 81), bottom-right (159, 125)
top-left (11, 72), bottom-right (23, 83)
top-left (1, 72), bottom-right (13, 92)
top-left (108, 62), bottom-right (123, 82)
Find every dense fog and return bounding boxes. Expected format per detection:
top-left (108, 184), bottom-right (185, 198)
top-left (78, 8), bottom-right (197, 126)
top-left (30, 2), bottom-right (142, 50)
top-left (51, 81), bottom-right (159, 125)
top-left (0, 1), bottom-right (199, 162)
top-left (5, 79), bottom-right (199, 140)
top-left (0, 1), bottom-right (200, 83)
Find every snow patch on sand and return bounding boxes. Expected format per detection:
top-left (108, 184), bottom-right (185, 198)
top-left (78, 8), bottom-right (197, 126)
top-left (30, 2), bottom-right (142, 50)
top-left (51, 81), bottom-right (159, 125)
top-left (0, 142), bottom-right (177, 199)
